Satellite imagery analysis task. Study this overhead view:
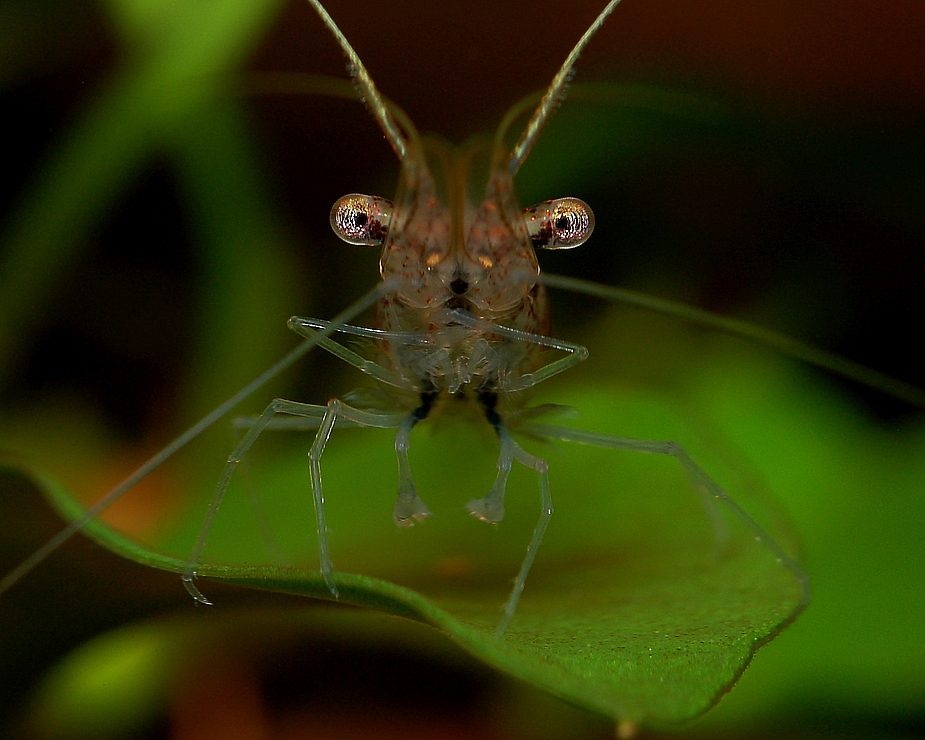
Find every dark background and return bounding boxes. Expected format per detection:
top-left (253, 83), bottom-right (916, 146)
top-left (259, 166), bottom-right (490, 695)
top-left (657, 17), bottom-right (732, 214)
top-left (1, 1), bottom-right (923, 737)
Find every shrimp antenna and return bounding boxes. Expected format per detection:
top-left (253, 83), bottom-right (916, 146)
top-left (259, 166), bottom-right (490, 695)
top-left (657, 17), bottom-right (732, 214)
top-left (509, 0), bottom-right (625, 175)
top-left (305, 0), bottom-right (412, 161)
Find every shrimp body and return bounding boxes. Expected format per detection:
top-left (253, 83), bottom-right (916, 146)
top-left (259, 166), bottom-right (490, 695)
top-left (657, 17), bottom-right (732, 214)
top-left (47, 0), bottom-right (803, 640)
top-left (0, 0), bottom-right (810, 642)
top-left (173, 0), bottom-right (636, 636)
top-left (373, 136), bottom-right (550, 402)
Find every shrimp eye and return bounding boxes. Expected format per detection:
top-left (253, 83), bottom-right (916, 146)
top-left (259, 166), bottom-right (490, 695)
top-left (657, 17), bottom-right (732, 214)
top-left (523, 197), bottom-right (595, 250)
top-left (330, 194), bottom-right (393, 246)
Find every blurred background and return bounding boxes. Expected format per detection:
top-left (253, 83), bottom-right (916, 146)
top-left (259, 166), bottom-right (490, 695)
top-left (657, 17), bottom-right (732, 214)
top-left (1, 0), bottom-right (923, 737)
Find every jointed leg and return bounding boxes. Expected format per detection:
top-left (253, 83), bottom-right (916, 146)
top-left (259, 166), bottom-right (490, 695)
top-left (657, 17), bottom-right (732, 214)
top-left (183, 397), bottom-right (403, 604)
top-left (307, 399), bottom-right (407, 591)
top-left (442, 308), bottom-right (589, 391)
top-left (183, 399), bottom-right (325, 603)
top-left (518, 421), bottom-right (811, 608)
top-left (493, 429), bottom-right (552, 637)
top-left (393, 393), bottom-right (437, 525)
top-left (288, 316), bottom-right (423, 392)
top-left (467, 393), bottom-right (554, 636)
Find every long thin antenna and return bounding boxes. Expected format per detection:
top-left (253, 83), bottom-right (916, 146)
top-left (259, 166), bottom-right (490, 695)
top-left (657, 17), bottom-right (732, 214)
top-left (542, 272), bottom-right (925, 409)
top-left (305, 0), bottom-right (409, 161)
top-left (509, 0), bottom-right (625, 175)
top-left (0, 284), bottom-right (384, 597)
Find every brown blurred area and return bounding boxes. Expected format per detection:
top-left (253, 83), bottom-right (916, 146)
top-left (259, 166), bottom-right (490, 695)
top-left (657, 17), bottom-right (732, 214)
top-left (258, 0), bottom-right (925, 127)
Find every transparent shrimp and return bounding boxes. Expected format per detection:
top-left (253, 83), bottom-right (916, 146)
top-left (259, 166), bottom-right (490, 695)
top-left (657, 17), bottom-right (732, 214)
top-left (24, 0), bottom-right (924, 639)
top-left (173, 0), bottom-right (810, 637)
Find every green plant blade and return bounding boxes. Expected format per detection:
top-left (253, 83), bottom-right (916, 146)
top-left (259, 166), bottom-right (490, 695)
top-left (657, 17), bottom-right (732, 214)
top-left (9, 365), bottom-right (808, 726)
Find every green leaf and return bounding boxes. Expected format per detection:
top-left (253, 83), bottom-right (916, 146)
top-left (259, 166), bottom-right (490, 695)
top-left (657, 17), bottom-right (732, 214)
top-left (9, 333), bottom-right (810, 726)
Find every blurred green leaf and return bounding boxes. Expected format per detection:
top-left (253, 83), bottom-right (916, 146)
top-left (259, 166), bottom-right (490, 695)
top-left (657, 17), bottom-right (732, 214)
top-left (9, 324), bottom-right (821, 726)
top-left (0, 0), bottom-right (286, 385)
top-left (26, 621), bottom-right (175, 740)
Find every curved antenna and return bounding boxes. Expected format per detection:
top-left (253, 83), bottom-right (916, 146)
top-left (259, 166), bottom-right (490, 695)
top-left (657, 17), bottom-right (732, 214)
top-left (305, 0), bottom-right (411, 160)
top-left (242, 72), bottom-right (421, 149)
top-left (508, 0), bottom-right (625, 176)
top-left (542, 273), bottom-right (925, 409)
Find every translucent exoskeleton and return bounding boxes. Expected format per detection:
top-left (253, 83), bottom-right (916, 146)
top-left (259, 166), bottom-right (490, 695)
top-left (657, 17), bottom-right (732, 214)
top-left (165, 0), bottom-right (813, 637)
top-left (11, 0), bottom-right (924, 643)
top-left (5, 1), bottom-right (925, 734)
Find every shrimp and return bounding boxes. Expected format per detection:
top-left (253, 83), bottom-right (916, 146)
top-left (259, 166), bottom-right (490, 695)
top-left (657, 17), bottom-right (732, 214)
top-left (0, 0), bottom-right (839, 643)
top-left (5, 2), bottom-right (925, 733)
top-left (173, 0), bottom-right (604, 637)
top-left (171, 0), bottom-right (810, 637)
top-left (9, 0), bottom-right (921, 645)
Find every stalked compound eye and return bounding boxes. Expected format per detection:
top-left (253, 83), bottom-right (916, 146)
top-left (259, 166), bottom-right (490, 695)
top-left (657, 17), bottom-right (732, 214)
top-left (330, 193), bottom-right (394, 246)
top-left (523, 197), bottom-right (595, 250)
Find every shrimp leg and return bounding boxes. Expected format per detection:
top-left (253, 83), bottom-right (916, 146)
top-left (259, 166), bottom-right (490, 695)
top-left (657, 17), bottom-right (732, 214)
top-left (182, 399), bottom-right (404, 603)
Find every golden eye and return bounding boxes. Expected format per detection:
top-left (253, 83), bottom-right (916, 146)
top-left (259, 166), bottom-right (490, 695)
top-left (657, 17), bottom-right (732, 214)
top-left (330, 193), bottom-right (394, 246)
top-left (523, 197), bottom-right (595, 250)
